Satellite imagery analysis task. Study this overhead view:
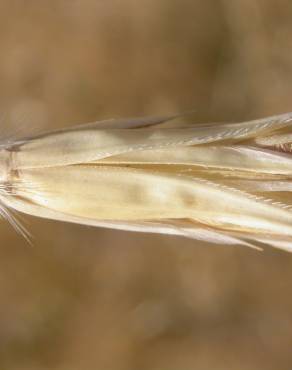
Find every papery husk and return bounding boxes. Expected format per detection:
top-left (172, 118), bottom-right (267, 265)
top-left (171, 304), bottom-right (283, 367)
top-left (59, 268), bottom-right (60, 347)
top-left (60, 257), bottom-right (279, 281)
top-left (2, 112), bottom-right (292, 251)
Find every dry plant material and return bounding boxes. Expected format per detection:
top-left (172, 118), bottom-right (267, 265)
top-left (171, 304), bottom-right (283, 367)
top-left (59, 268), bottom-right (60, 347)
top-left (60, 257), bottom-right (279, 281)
top-left (1, 112), bottom-right (292, 251)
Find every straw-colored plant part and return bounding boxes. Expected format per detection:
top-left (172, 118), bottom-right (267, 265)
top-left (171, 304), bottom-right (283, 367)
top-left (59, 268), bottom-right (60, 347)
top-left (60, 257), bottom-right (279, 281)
top-left (2, 112), bottom-right (292, 251)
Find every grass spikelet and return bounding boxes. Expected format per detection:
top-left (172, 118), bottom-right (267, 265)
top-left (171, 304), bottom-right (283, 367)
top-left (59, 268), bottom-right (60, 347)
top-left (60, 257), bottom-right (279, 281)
top-left (1, 112), bottom-right (292, 251)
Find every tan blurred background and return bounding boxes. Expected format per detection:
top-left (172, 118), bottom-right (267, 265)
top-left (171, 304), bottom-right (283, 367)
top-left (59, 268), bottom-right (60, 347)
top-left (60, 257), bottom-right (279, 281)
top-left (1, 0), bottom-right (292, 369)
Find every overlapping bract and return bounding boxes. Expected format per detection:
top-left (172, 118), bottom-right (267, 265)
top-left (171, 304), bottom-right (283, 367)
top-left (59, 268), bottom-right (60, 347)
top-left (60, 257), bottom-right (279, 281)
top-left (2, 112), bottom-right (292, 251)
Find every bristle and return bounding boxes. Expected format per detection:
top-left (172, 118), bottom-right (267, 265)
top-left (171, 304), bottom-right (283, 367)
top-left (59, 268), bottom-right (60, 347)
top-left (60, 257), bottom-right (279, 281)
top-left (0, 200), bottom-right (32, 244)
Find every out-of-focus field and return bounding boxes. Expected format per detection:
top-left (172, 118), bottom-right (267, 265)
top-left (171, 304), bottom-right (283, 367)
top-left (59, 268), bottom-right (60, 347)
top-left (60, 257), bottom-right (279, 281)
top-left (1, 1), bottom-right (292, 369)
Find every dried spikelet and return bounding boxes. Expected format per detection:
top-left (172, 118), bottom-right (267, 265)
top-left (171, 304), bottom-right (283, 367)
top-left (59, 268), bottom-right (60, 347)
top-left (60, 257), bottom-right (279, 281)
top-left (2, 112), bottom-right (292, 251)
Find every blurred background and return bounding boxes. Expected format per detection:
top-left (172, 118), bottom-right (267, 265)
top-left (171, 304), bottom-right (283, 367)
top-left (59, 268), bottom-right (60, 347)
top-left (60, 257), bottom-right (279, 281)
top-left (0, 0), bottom-right (292, 369)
